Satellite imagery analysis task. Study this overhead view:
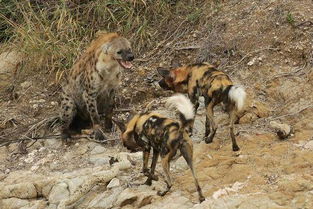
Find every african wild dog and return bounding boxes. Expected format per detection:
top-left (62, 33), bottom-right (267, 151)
top-left (158, 62), bottom-right (246, 151)
top-left (114, 94), bottom-right (205, 202)
top-left (60, 32), bottom-right (134, 140)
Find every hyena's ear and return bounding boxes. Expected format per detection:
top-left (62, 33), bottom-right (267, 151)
top-left (101, 42), bottom-right (111, 54)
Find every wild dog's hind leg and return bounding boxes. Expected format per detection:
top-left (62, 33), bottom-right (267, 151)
top-left (158, 154), bottom-right (172, 196)
top-left (60, 93), bottom-right (77, 140)
top-left (229, 107), bottom-right (240, 151)
top-left (180, 137), bottom-right (205, 202)
top-left (204, 99), bottom-right (217, 144)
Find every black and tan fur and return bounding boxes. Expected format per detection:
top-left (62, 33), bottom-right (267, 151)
top-left (60, 32), bottom-right (134, 140)
top-left (115, 94), bottom-right (205, 202)
top-left (158, 62), bottom-right (246, 151)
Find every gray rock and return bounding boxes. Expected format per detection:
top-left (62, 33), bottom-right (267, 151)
top-left (44, 138), bottom-right (63, 149)
top-left (0, 182), bottom-right (37, 199)
top-left (0, 198), bottom-right (30, 209)
top-left (115, 188), bottom-right (139, 207)
top-left (48, 182), bottom-right (70, 204)
top-left (89, 155), bottom-right (110, 166)
top-left (107, 178), bottom-right (120, 189)
top-left (270, 121), bottom-right (292, 140)
top-left (90, 145), bottom-right (106, 155)
top-left (88, 187), bottom-right (123, 209)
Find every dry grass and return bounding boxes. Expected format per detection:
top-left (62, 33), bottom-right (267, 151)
top-left (0, 0), bottom-right (205, 79)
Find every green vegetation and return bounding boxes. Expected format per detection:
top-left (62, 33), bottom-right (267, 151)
top-left (0, 0), bottom-right (203, 75)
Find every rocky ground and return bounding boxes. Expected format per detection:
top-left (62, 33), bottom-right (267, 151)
top-left (1, 0), bottom-right (313, 208)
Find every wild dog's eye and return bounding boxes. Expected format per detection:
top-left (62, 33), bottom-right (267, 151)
top-left (117, 50), bottom-right (122, 54)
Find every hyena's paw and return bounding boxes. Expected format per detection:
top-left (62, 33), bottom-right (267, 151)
top-left (85, 125), bottom-right (107, 142)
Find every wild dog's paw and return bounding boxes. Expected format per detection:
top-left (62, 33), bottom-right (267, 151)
top-left (204, 136), bottom-right (213, 144)
top-left (142, 168), bottom-right (150, 176)
top-left (157, 190), bottom-right (168, 196)
top-left (232, 144), bottom-right (240, 152)
top-left (144, 178), bottom-right (152, 186)
top-left (199, 196), bottom-right (205, 203)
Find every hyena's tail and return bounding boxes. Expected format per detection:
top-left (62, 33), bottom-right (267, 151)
top-left (166, 94), bottom-right (195, 124)
top-left (228, 85), bottom-right (247, 111)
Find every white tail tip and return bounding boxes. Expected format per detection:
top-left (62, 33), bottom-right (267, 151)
top-left (229, 85), bottom-right (246, 111)
top-left (166, 94), bottom-right (195, 120)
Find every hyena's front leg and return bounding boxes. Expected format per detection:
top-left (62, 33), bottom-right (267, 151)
top-left (103, 89), bottom-right (115, 131)
top-left (60, 93), bottom-right (77, 139)
top-left (83, 90), bottom-right (100, 127)
top-left (83, 90), bottom-right (106, 141)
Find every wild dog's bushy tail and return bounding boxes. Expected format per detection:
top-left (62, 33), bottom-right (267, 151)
top-left (228, 85), bottom-right (246, 111)
top-left (166, 94), bottom-right (195, 123)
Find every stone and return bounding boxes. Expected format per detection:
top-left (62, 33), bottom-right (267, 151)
top-left (88, 187), bottom-right (123, 209)
top-left (141, 191), bottom-right (192, 209)
top-left (89, 155), bottom-right (110, 166)
top-left (0, 198), bottom-right (30, 209)
top-left (0, 182), bottom-right (37, 199)
top-left (20, 200), bottom-right (47, 209)
top-left (44, 138), bottom-right (63, 149)
top-left (48, 182), bottom-right (70, 204)
top-left (107, 178), bottom-right (120, 189)
top-left (90, 145), bottom-right (106, 155)
top-left (115, 188), bottom-right (138, 207)
top-left (270, 121), bottom-right (292, 140)
top-left (304, 141), bottom-right (313, 150)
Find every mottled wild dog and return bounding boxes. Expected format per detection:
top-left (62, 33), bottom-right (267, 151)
top-left (60, 32), bottom-right (134, 140)
top-left (158, 62), bottom-right (246, 151)
top-left (114, 94), bottom-right (205, 202)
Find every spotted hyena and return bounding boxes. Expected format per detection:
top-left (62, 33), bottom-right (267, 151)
top-left (60, 32), bottom-right (134, 140)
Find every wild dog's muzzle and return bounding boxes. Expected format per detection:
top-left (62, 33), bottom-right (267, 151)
top-left (158, 79), bottom-right (171, 90)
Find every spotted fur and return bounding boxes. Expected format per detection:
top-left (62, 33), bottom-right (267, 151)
top-left (60, 33), bottom-right (134, 139)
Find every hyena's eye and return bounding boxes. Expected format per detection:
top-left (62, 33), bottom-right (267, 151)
top-left (117, 50), bottom-right (122, 54)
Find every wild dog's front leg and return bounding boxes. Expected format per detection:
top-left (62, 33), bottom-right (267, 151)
top-left (142, 148), bottom-right (151, 177)
top-left (145, 148), bottom-right (159, 186)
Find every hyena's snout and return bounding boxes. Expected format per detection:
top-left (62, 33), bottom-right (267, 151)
top-left (123, 50), bottom-right (134, 61)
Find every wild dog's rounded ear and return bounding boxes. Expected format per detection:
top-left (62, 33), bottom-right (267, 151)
top-left (157, 67), bottom-right (170, 77)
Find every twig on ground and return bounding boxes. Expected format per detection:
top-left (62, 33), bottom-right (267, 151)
top-left (227, 47), bottom-right (279, 74)
top-left (265, 65), bottom-right (307, 83)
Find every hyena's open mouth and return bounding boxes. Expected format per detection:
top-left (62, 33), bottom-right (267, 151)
top-left (117, 60), bottom-right (133, 69)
